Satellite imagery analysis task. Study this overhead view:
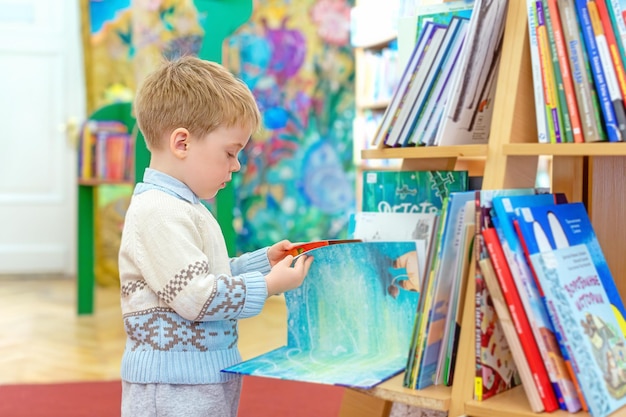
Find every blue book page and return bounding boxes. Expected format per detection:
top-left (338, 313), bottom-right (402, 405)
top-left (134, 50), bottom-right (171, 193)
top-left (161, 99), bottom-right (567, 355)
top-left (223, 241), bottom-right (421, 388)
top-left (532, 245), bottom-right (626, 417)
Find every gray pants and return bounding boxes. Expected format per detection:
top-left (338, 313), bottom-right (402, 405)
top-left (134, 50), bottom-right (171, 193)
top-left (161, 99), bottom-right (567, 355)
top-left (121, 377), bottom-right (242, 417)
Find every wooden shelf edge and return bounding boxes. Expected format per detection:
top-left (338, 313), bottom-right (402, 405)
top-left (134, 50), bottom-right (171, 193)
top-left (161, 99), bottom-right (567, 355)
top-left (362, 145), bottom-right (488, 160)
top-left (350, 373), bottom-right (451, 411)
top-left (463, 385), bottom-right (615, 417)
top-left (503, 142), bottom-right (626, 156)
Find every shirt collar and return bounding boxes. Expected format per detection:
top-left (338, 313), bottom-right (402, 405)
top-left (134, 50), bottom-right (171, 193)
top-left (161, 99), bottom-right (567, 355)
top-left (134, 168), bottom-right (200, 204)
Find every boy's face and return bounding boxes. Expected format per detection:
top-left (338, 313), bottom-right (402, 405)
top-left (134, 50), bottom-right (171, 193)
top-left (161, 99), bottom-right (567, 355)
top-left (183, 124), bottom-right (251, 200)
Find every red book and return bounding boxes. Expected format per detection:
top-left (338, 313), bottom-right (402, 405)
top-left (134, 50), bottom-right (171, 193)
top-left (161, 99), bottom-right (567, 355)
top-left (482, 227), bottom-right (559, 412)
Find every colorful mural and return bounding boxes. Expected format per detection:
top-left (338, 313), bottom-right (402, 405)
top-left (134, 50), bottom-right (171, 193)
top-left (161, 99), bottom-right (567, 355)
top-left (87, 0), bottom-right (204, 110)
top-left (85, 0), bottom-right (356, 255)
top-left (225, 0), bottom-right (357, 253)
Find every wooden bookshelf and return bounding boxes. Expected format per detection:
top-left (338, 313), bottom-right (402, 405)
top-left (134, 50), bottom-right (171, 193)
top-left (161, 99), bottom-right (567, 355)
top-left (344, 0), bottom-right (626, 414)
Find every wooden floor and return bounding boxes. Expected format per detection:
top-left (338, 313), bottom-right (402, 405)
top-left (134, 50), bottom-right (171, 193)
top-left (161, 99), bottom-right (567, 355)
top-left (0, 274), bottom-right (289, 385)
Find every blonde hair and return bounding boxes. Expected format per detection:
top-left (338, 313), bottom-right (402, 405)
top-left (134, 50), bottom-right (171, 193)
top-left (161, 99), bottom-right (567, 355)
top-left (133, 55), bottom-right (261, 150)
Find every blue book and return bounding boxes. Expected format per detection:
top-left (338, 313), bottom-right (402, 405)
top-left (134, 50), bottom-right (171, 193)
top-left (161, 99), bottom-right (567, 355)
top-left (515, 202), bottom-right (626, 415)
top-left (529, 243), bottom-right (626, 417)
top-left (361, 170), bottom-right (468, 213)
top-left (223, 241), bottom-right (421, 388)
top-left (492, 193), bottom-right (582, 412)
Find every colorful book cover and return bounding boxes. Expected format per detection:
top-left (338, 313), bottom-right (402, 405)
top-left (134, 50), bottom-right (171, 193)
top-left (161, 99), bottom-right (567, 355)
top-left (223, 241), bottom-right (421, 388)
top-left (514, 202), bottom-right (626, 332)
top-left (414, 0), bottom-right (475, 37)
top-left (473, 188), bottom-right (535, 401)
top-left (361, 170), bottom-right (468, 213)
top-left (481, 227), bottom-right (560, 412)
top-left (478, 255), bottom-right (547, 413)
top-left (530, 243), bottom-right (626, 417)
top-left (491, 193), bottom-right (583, 412)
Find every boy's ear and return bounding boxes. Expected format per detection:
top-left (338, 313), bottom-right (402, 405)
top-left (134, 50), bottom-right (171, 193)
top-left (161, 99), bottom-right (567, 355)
top-left (170, 128), bottom-right (190, 158)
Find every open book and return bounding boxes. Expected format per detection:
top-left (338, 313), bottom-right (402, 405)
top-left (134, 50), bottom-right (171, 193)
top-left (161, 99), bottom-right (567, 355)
top-left (223, 240), bottom-right (422, 388)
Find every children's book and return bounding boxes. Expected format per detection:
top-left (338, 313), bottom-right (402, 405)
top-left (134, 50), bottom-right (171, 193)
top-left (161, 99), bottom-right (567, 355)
top-left (529, 243), bottom-right (626, 417)
top-left (410, 191), bottom-right (475, 389)
top-left (491, 193), bottom-right (583, 412)
top-left (478, 256), bottom-right (547, 413)
top-left (404, 197), bottom-right (450, 389)
top-left (514, 202), bottom-right (626, 332)
top-left (473, 188), bottom-right (535, 401)
top-left (434, 0), bottom-right (510, 146)
top-left (361, 170), bottom-right (468, 213)
top-left (350, 212), bottom-right (439, 285)
top-left (481, 227), bottom-right (559, 412)
top-left (223, 241), bottom-right (422, 388)
top-left (441, 199), bottom-right (475, 385)
top-left (372, 21), bottom-right (444, 147)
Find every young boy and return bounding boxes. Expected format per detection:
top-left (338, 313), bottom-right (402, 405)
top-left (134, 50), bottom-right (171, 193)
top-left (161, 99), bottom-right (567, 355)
top-left (118, 55), bottom-right (313, 417)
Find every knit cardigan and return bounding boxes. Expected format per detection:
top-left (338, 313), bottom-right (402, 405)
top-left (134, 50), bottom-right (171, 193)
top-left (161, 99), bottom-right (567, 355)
top-left (118, 169), bottom-right (270, 384)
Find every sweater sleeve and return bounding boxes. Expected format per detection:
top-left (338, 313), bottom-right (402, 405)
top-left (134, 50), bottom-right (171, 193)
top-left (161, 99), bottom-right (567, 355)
top-left (230, 247), bottom-right (272, 276)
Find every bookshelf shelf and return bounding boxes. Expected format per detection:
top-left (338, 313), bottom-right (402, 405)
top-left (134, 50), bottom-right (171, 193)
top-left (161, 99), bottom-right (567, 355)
top-left (503, 142), bottom-right (626, 156)
top-left (362, 144), bottom-right (488, 159)
top-left (354, 374), bottom-right (451, 411)
top-left (346, 0), bottom-right (626, 414)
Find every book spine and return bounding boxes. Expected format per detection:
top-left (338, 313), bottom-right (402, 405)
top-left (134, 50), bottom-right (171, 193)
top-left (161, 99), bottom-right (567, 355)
top-left (557, 0), bottom-right (606, 141)
top-left (588, 0), bottom-right (626, 140)
top-left (536, 0), bottom-right (563, 143)
top-left (527, 0), bottom-right (551, 143)
top-left (547, 0), bottom-right (585, 142)
top-left (372, 23), bottom-right (434, 147)
top-left (544, 0), bottom-right (576, 142)
top-left (576, 0), bottom-right (624, 141)
top-left (482, 228), bottom-right (559, 412)
top-left (606, 0), bottom-right (626, 87)
top-left (596, 0), bottom-right (626, 101)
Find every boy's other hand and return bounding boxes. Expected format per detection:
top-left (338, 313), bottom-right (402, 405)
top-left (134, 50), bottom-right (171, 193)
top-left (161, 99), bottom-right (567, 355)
top-left (267, 239), bottom-right (301, 267)
top-left (265, 254), bottom-right (313, 296)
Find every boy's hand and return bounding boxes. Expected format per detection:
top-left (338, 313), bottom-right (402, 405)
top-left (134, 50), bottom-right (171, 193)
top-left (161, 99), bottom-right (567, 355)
top-left (267, 239), bottom-right (301, 267)
top-left (265, 254), bottom-right (313, 296)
